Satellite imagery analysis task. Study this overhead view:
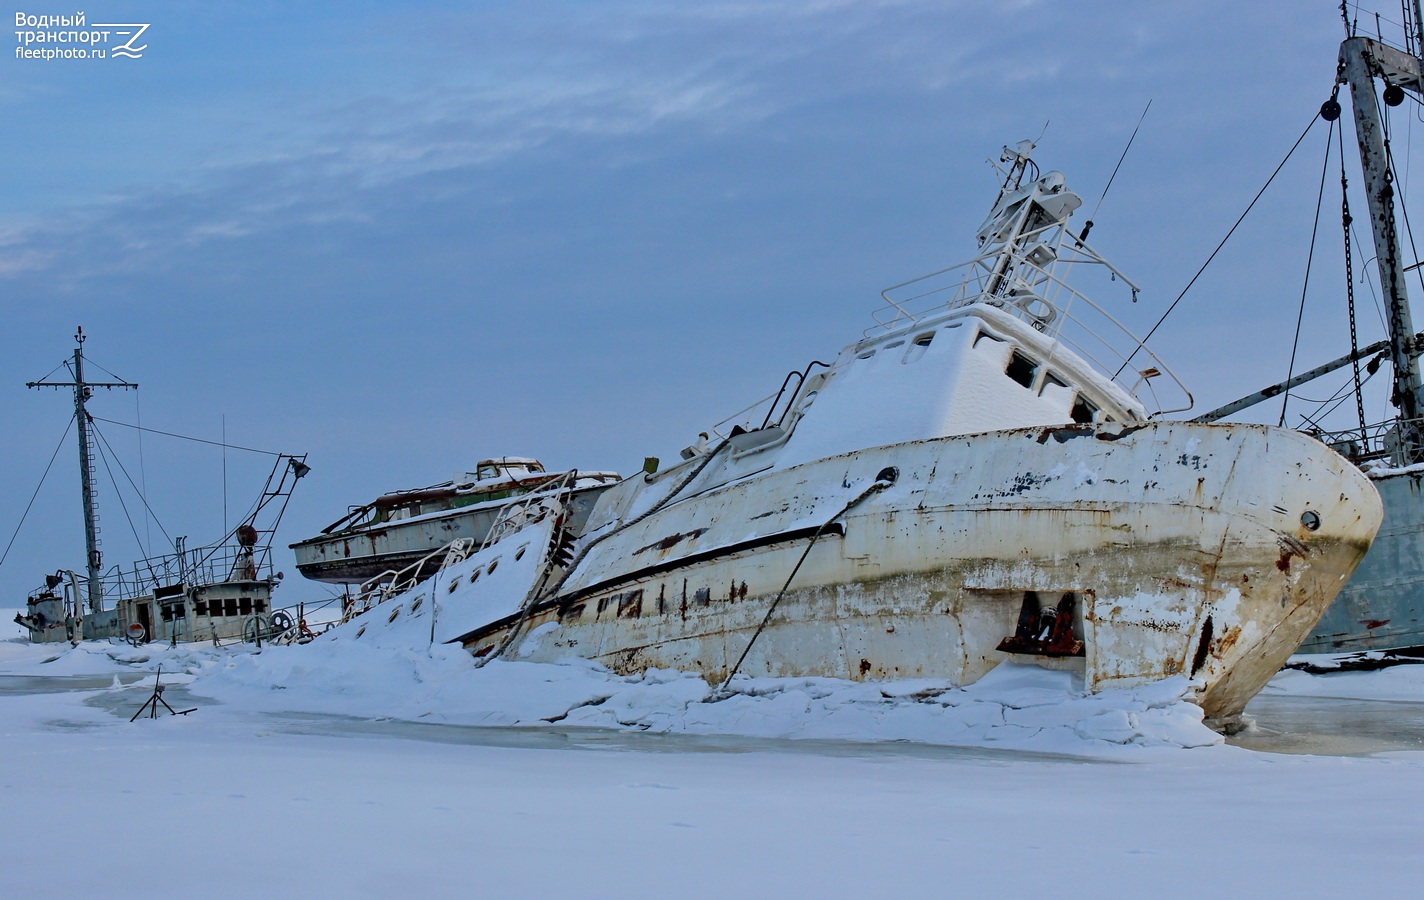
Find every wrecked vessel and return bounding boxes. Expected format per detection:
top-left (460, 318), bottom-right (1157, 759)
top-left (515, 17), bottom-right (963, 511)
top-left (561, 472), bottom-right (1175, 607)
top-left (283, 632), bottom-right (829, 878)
top-left (290, 458), bottom-right (619, 585)
top-left (18, 328), bottom-right (309, 646)
top-left (330, 141), bottom-right (1383, 724)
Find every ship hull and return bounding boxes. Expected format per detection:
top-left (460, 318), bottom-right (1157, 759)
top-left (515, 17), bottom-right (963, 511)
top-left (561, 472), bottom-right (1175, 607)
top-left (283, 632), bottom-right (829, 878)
top-left (461, 422), bottom-right (1380, 722)
top-left (293, 487), bottom-right (606, 585)
top-left (1299, 468), bottom-right (1424, 653)
top-left (291, 505), bottom-right (502, 584)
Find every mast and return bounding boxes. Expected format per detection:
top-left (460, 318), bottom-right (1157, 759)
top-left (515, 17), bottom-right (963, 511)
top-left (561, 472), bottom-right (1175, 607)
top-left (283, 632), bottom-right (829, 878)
top-left (26, 328), bottom-right (137, 612)
top-left (1339, 34), bottom-right (1424, 461)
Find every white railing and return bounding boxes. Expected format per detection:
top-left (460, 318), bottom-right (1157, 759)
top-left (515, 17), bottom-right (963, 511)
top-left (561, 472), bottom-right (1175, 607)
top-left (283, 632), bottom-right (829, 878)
top-left (1308, 416), bottom-right (1424, 466)
top-left (99, 540), bottom-right (276, 605)
top-left (868, 229), bottom-right (1193, 416)
top-left (340, 537), bottom-right (476, 624)
top-left (484, 469), bottom-right (579, 546)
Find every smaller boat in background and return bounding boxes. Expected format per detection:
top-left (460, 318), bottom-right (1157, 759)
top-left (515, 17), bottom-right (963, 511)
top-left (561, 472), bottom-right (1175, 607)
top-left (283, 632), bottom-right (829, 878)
top-left (290, 458), bottom-right (620, 586)
top-left (19, 328), bottom-right (309, 645)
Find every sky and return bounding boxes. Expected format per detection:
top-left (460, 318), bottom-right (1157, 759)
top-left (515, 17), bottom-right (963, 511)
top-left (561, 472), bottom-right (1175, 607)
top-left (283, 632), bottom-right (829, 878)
top-left (2, 1), bottom-right (1419, 607)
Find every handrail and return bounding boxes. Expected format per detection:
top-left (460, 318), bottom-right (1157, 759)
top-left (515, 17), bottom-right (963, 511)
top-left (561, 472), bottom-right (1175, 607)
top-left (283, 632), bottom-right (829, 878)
top-left (485, 469), bottom-right (579, 546)
top-left (341, 537), bottom-right (476, 623)
top-left (759, 360), bottom-right (832, 430)
top-left (707, 391), bottom-right (779, 441)
top-left (866, 234), bottom-right (1192, 416)
top-left (1307, 416), bottom-right (1424, 467)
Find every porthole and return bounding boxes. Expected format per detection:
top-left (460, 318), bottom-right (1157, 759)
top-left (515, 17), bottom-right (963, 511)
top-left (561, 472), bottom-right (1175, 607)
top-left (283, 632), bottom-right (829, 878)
top-left (447, 579), bottom-right (459, 593)
top-left (1301, 510), bottom-right (1321, 531)
top-left (411, 597), bottom-right (424, 612)
top-left (487, 559), bottom-right (499, 575)
top-left (355, 626), bottom-right (366, 639)
top-left (388, 607), bottom-right (402, 623)
top-left (471, 569), bottom-right (480, 583)
top-left (515, 545), bottom-right (527, 561)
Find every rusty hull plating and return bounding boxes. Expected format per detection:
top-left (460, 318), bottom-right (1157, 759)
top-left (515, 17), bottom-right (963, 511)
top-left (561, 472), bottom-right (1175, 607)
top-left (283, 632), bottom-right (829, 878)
top-left (456, 422), bottom-right (1380, 723)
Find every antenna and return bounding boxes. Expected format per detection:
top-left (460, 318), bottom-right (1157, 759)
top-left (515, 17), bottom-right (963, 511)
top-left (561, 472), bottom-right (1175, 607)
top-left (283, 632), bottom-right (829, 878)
top-left (1080, 100), bottom-right (1152, 242)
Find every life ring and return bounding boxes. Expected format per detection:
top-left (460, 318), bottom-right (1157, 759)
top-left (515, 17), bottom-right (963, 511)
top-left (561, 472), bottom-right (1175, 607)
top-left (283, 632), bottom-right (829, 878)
top-left (1012, 293), bottom-right (1058, 326)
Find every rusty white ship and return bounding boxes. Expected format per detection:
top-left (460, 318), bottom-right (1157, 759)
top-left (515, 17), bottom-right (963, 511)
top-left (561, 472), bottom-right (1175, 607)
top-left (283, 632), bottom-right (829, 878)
top-left (325, 141), bottom-right (1383, 724)
top-left (290, 458), bottom-right (618, 585)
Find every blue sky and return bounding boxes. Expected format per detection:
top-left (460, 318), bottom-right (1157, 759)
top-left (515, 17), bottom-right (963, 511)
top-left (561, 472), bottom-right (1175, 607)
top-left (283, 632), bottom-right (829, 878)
top-left (0, 2), bottom-right (1411, 605)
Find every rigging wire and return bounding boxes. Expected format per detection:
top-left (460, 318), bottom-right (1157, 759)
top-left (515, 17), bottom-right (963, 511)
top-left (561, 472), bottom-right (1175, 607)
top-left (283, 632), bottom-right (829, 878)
top-left (88, 420), bottom-right (152, 558)
top-left (82, 357), bottom-right (134, 386)
top-left (1080, 100), bottom-right (1151, 241)
top-left (1298, 365), bottom-right (1381, 430)
top-left (1287, 378), bottom-right (1361, 404)
top-left (88, 415), bottom-right (285, 457)
top-left (1116, 111), bottom-right (1321, 378)
top-left (88, 419), bottom-right (174, 549)
top-left (0, 415), bottom-right (76, 571)
top-left (1351, 225), bottom-right (1392, 333)
top-left (136, 392), bottom-right (152, 554)
top-left (29, 358), bottom-right (69, 385)
top-left (223, 416), bottom-right (228, 544)
top-left (1381, 104), bottom-right (1424, 304)
top-left (1280, 118), bottom-right (1337, 426)
top-left (1406, 79), bottom-right (1414, 191)
top-left (1285, 371), bottom-right (1374, 404)
top-left (185, 477), bottom-right (273, 576)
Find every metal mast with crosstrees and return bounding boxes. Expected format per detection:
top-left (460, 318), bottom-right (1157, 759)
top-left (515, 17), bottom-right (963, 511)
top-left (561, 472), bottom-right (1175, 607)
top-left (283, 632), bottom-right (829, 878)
top-left (26, 327), bottom-right (137, 612)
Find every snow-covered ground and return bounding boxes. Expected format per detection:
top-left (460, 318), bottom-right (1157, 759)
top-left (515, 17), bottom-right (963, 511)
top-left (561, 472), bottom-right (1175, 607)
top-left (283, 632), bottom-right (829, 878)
top-left (3, 616), bottom-right (1423, 896)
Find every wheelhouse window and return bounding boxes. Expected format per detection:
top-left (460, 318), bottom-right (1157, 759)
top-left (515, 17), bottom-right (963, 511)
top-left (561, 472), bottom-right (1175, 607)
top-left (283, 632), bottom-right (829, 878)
top-left (1006, 350), bottom-right (1037, 389)
top-left (1071, 395), bottom-right (1099, 424)
top-left (903, 332), bottom-right (935, 364)
top-left (1040, 371), bottom-right (1068, 394)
